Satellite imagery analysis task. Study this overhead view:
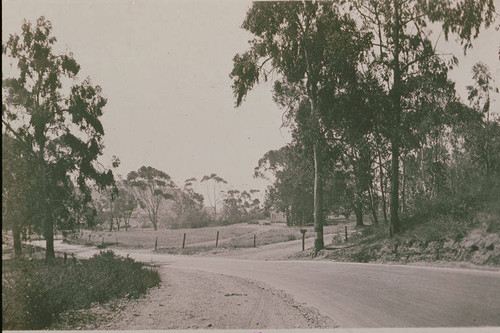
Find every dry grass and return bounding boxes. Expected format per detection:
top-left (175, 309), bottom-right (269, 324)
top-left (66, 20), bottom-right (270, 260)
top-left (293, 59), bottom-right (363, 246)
top-left (154, 223), bottom-right (351, 255)
top-left (73, 224), bottom-right (261, 249)
top-left (69, 221), bottom-right (353, 255)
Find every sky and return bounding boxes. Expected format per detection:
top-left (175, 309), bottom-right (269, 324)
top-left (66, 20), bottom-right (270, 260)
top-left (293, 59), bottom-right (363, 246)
top-left (2, 0), bottom-right (500, 199)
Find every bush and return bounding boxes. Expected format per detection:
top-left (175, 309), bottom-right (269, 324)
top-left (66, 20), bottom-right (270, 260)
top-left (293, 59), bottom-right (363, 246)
top-left (172, 208), bottom-right (211, 229)
top-left (219, 211), bottom-right (266, 226)
top-left (351, 244), bottom-right (382, 263)
top-left (2, 251), bottom-right (160, 330)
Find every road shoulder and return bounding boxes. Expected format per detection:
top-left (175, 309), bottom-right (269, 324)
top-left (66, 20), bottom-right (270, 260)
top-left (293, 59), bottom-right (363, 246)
top-left (51, 266), bottom-right (337, 330)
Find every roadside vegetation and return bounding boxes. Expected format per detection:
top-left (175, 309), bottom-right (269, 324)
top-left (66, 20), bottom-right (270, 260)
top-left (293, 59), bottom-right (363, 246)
top-left (2, 251), bottom-right (160, 330)
top-left (68, 222), bottom-right (347, 254)
top-left (2, 4), bottom-right (499, 331)
top-left (231, 1), bottom-right (498, 256)
top-left (291, 181), bottom-right (500, 267)
top-left (73, 223), bottom-right (264, 249)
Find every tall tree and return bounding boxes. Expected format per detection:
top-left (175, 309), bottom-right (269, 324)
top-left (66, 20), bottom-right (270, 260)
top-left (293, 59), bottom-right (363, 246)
top-left (466, 62), bottom-right (498, 176)
top-left (220, 188), bottom-right (261, 224)
top-left (2, 17), bottom-right (116, 259)
top-left (174, 177), bottom-right (204, 216)
top-left (114, 187), bottom-right (138, 231)
top-left (255, 144), bottom-right (314, 226)
top-left (351, 0), bottom-right (496, 235)
top-left (200, 173), bottom-right (227, 220)
top-left (231, 2), bottom-right (370, 252)
top-left (126, 166), bottom-right (175, 231)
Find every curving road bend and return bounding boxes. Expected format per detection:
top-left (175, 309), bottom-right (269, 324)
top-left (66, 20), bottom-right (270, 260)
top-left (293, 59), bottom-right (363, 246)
top-left (35, 240), bottom-right (500, 328)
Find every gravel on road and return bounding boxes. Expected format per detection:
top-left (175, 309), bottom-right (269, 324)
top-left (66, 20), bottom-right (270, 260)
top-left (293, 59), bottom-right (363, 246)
top-left (96, 266), bottom-right (337, 330)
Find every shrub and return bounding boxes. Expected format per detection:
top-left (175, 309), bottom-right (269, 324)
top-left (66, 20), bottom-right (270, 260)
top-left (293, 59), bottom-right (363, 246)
top-left (351, 244), bottom-right (381, 263)
top-left (173, 208), bottom-right (211, 229)
top-left (2, 251), bottom-right (160, 330)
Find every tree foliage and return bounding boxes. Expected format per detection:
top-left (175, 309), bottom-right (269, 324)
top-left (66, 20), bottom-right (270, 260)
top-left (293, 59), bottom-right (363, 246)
top-left (2, 17), bottom-right (116, 258)
top-left (350, 0), bottom-right (496, 234)
top-left (2, 134), bottom-right (37, 256)
top-left (232, 1), bottom-right (371, 252)
top-left (238, 1), bottom-right (497, 245)
top-left (126, 166), bottom-right (175, 230)
top-left (220, 189), bottom-right (262, 225)
top-left (172, 178), bottom-right (208, 229)
top-left (201, 173), bottom-right (227, 220)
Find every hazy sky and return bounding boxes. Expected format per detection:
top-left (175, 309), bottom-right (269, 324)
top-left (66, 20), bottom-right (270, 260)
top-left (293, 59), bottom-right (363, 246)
top-left (2, 0), bottom-right (500, 196)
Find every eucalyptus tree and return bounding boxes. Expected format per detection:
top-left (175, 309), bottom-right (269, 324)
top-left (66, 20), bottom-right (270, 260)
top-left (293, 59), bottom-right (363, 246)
top-left (350, 0), bottom-right (496, 234)
top-left (113, 186), bottom-right (137, 231)
top-left (181, 177), bottom-right (204, 211)
top-left (126, 166), bottom-right (175, 231)
top-left (219, 188), bottom-right (262, 224)
top-left (172, 177), bottom-right (205, 222)
top-left (466, 62), bottom-right (498, 176)
top-left (2, 17), bottom-right (116, 259)
top-left (255, 144), bottom-right (313, 226)
top-left (201, 173), bottom-right (227, 220)
top-left (231, 2), bottom-right (371, 252)
top-left (2, 134), bottom-right (37, 257)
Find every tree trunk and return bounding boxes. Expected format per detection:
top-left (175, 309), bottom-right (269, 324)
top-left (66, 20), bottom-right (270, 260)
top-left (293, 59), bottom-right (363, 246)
top-left (368, 183), bottom-right (379, 225)
top-left (313, 143), bottom-right (324, 252)
top-left (390, 131), bottom-right (401, 234)
top-left (13, 223), bottom-right (22, 258)
top-left (485, 121), bottom-right (490, 177)
top-left (40, 151), bottom-right (55, 260)
top-left (378, 151), bottom-right (388, 223)
top-left (153, 214), bottom-right (158, 231)
top-left (125, 212), bottom-right (131, 231)
top-left (401, 156), bottom-right (406, 213)
top-left (302, 42), bottom-right (324, 253)
top-left (354, 199), bottom-right (364, 227)
top-left (390, 0), bottom-right (402, 236)
top-left (45, 216), bottom-right (55, 259)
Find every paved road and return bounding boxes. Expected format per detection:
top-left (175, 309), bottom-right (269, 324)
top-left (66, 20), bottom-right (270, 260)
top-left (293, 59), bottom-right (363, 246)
top-left (36, 240), bottom-right (500, 328)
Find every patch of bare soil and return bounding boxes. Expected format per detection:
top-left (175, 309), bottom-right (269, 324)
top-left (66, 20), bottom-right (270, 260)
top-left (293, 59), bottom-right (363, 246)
top-left (53, 266), bottom-right (336, 330)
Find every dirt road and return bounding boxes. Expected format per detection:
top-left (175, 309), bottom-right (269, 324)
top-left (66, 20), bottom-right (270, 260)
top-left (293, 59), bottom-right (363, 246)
top-left (98, 267), bottom-right (335, 329)
top-left (35, 240), bottom-right (500, 328)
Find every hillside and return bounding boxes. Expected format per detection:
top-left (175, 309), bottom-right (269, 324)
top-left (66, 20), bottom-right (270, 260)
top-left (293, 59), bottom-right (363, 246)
top-left (293, 189), bottom-right (500, 268)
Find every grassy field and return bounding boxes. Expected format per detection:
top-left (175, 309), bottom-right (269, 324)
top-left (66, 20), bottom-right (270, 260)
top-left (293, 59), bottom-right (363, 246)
top-left (153, 222), bottom-right (357, 255)
top-left (69, 221), bottom-right (350, 252)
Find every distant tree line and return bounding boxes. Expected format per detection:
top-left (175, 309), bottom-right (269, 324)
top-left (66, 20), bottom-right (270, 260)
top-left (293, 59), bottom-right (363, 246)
top-left (88, 169), bottom-right (264, 231)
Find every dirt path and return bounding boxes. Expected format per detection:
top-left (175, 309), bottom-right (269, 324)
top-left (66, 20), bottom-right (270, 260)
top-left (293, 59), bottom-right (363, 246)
top-left (96, 267), bottom-right (336, 330)
top-left (33, 238), bottom-right (500, 328)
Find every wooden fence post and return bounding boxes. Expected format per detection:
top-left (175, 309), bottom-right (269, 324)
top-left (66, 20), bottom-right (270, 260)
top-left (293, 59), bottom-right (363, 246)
top-left (155, 236), bottom-right (158, 250)
top-left (253, 234), bottom-right (256, 248)
top-left (300, 229), bottom-right (307, 251)
top-left (64, 252), bottom-right (67, 263)
top-left (345, 226), bottom-right (348, 242)
top-left (182, 233), bottom-right (186, 249)
top-left (216, 231), bottom-right (219, 248)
